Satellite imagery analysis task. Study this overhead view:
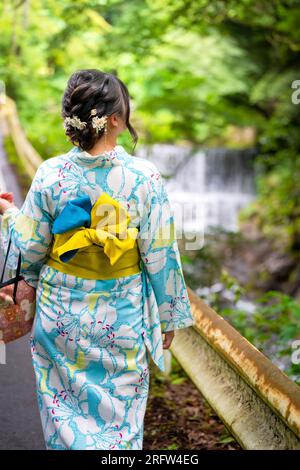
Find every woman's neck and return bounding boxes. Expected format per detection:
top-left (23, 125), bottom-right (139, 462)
top-left (88, 137), bottom-right (117, 156)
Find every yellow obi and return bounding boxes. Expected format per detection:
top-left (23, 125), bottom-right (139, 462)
top-left (46, 192), bottom-right (141, 280)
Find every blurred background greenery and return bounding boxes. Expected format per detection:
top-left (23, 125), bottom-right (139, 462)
top-left (1, 0), bottom-right (300, 383)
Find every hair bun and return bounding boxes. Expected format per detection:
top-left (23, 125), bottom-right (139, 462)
top-left (61, 69), bottom-right (138, 152)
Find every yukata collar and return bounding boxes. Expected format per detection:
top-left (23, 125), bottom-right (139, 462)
top-left (70, 144), bottom-right (126, 165)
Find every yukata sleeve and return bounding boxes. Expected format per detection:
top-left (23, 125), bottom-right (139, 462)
top-left (137, 165), bottom-right (195, 333)
top-left (0, 161), bottom-right (53, 289)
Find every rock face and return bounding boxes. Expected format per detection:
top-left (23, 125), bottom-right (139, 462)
top-left (180, 220), bottom-right (300, 300)
top-left (221, 218), bottom-right (300, 298)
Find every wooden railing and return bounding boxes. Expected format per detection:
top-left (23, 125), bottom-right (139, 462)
top-left (0, 96), bottom-right (43, 178)
top-left (1, 95), bottom-right (300, 450)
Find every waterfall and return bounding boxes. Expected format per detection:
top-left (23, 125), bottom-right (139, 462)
top-left (135, 144), bottom-right (257, 234)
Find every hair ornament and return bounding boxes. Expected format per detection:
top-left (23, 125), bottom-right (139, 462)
top-left (91, 111), bottom-right (108, 134)
top-left (63, 115), bottom-right (87, 130)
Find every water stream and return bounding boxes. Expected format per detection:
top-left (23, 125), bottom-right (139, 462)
top-left (136, 144), bottom-right (257, 233)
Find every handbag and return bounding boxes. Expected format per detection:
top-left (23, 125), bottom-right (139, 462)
top-left (0, 235), bottom-right (36, 343)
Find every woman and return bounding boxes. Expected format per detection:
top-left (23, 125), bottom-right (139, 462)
top-left (0, 69), bottom-right (195, 450)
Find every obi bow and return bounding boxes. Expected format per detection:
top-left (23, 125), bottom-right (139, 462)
top-left (51, 192), bottom-right (138, 266)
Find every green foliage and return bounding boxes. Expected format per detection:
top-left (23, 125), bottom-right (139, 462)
top-left (0, 0), bottom-right (270, 154)
top-left (211, 273), bottom-right (300, 384)
top-left (218, 433), bottom-right (236, 445)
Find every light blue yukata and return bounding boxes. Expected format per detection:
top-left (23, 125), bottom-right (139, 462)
top-left (0, 144), bottom-right (195, 450)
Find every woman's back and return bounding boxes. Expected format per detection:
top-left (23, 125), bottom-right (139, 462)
top-left (0, 69), bottom-right (194, 450)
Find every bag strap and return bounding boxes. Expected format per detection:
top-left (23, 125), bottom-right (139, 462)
top-left (0, 234), bottom-right (24, 304)
top-left (13, 249), bottom-right (22, 304)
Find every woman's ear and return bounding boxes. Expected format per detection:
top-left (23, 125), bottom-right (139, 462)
top-left (109, 113), bottom-right (119, 128)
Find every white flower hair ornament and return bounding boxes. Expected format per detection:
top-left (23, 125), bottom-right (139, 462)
top-left (63, 115), bottom-right (87, 131)
top-left (63, 109), bottom-right (108, 134)
top-left (90, 108), bottom-right (108, 134)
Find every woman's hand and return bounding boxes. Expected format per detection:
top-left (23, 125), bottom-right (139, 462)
top-left (163, 331), bottom-right (175, 349)
top-left (0, 192), bottom-right (16, 215)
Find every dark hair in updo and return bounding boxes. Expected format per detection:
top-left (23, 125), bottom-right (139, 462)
top-left (61, 69), bottom-right (138, 152)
